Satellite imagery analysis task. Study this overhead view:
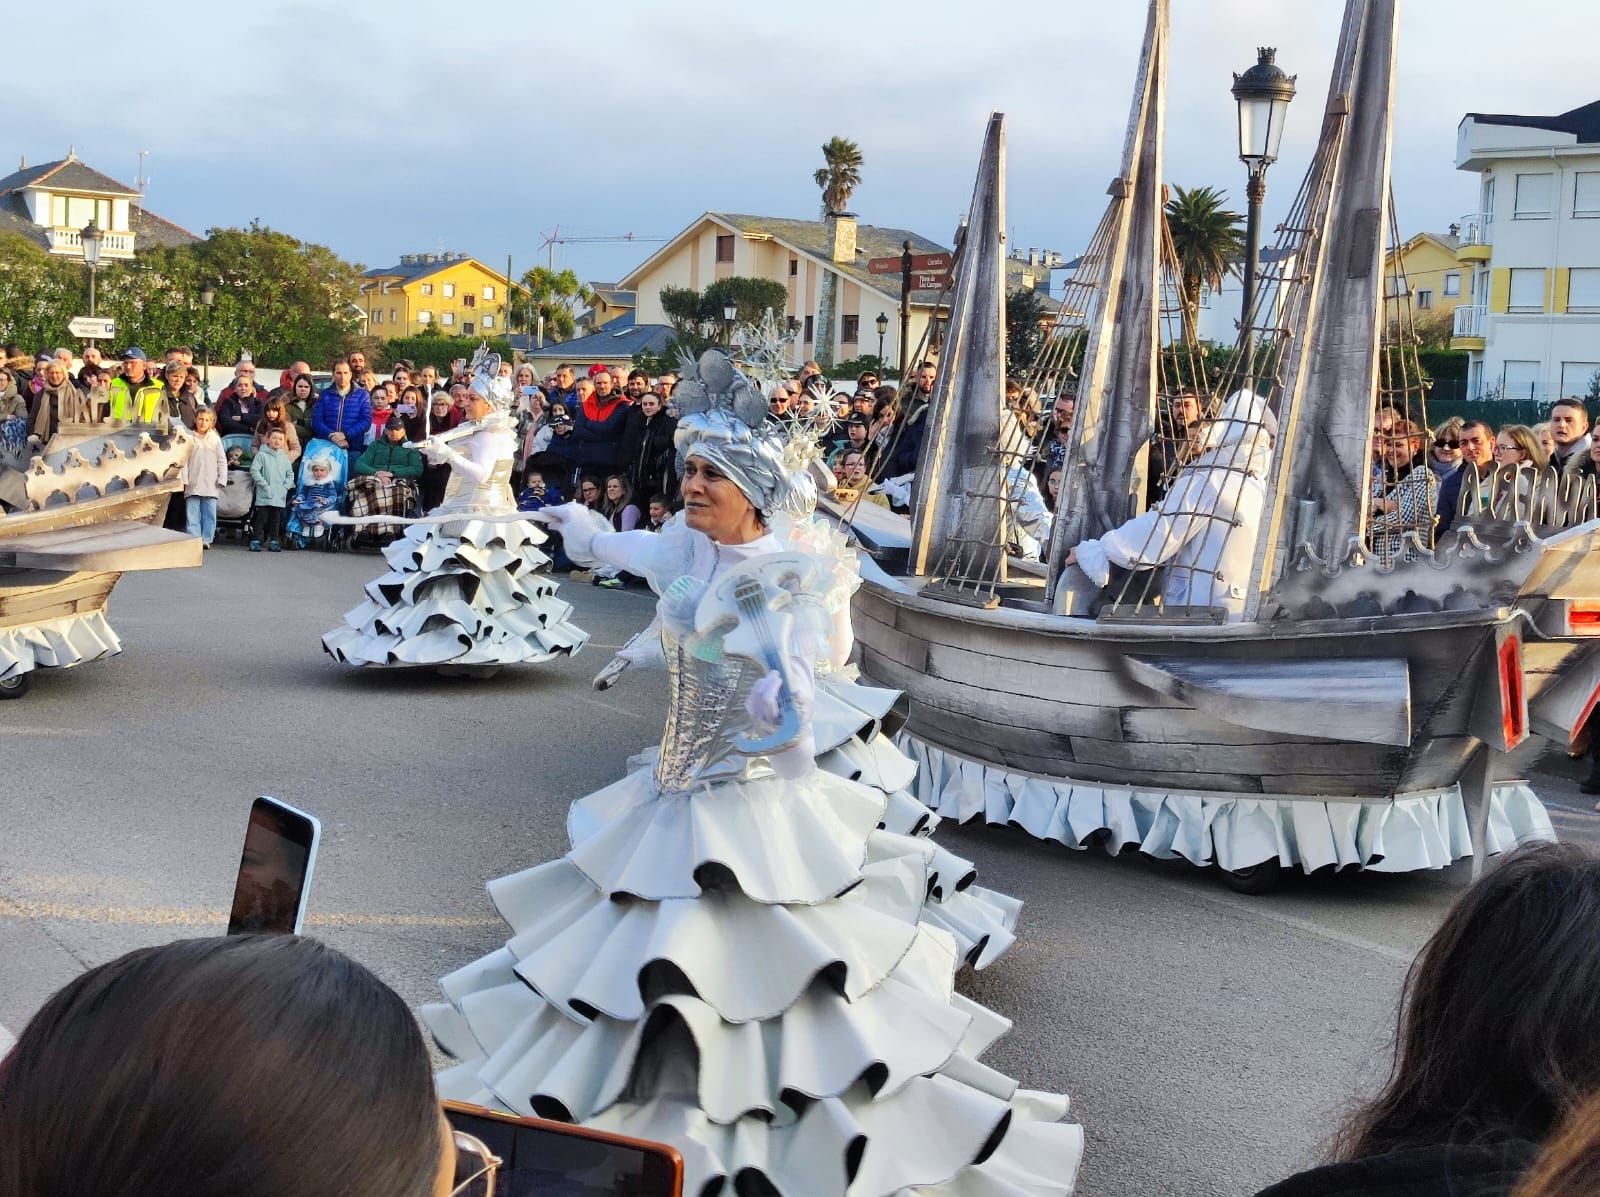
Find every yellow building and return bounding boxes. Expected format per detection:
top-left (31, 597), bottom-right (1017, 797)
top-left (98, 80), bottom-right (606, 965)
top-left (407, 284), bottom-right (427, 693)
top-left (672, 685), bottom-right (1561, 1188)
top-left (1384, 231), bottom-right (1475, 323)
top-left (360, 253), bottom-right (516, 340)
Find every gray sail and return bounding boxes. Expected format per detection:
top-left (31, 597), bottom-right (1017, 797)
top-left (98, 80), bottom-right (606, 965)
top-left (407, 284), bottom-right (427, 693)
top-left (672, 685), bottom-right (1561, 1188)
top-left (1247, 0), bottom-right (1398, 614)
top-left (906, 112), bottom-right (1008, 589)
top-left (1044, 0), bottom-right (1167, 599)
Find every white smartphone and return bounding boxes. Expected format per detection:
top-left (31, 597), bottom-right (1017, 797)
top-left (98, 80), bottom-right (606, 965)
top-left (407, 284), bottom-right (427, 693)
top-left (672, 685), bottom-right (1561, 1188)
top-left (227, 796), bottom-right (321, 936)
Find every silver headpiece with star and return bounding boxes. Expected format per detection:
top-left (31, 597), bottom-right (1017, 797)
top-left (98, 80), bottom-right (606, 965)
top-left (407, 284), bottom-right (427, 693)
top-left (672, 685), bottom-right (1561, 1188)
top-left (672, 347), bottom-right (815, 521)
top-left (467, 342), bottom-right (514, 411)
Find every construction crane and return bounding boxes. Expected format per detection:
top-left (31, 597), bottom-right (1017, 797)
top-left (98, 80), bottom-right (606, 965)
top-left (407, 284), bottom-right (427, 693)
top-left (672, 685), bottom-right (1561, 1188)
top-left (536, 227), bottom-right (666, 270)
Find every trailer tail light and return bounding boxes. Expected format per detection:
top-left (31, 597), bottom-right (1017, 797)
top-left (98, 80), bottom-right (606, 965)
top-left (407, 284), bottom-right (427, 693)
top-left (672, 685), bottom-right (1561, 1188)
top-left (1499, 636), bottom-right (1526, 747)
top-left (1570, 603), bottom-right (1600, 633)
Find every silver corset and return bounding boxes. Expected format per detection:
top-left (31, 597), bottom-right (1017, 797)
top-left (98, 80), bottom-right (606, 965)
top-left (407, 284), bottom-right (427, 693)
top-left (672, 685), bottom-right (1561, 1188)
top-left (654, 625), bottom-right (749, 793)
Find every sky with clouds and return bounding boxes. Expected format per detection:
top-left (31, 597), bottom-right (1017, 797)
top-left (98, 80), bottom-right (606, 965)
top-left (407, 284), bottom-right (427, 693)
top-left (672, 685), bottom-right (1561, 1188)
top-left (12, 0), bottom-right (1593, 288)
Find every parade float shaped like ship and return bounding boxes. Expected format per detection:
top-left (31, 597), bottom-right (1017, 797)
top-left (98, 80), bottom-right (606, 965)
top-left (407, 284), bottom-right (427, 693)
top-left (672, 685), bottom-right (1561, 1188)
top-left (0, 423), bottom-right (201, 699)
top-left (830, 0), bottom-right (1578, 887)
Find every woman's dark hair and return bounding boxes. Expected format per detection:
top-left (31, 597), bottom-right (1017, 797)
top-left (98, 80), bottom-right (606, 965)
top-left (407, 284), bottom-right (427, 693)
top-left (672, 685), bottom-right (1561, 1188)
top-left (578, 474), bottom-right (603, 506)
top-left (292, 373), bottom-right (315, 398)
top-left (0, 935), bottom-right (441, 1197)
top-left (602, 473), bottom-right (634, 519)
top-left (1337, 843), bottom-right (1600, 1160)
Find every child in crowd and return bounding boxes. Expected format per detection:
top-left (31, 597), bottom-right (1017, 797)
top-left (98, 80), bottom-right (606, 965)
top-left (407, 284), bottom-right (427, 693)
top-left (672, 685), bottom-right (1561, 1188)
top-left (516, 468), bottom-right (563, 512)
top-left (180, 407), bottom-right (228, 549)
top-left (645, 493), bottom-right (671, 531)
top-left (287, 451), bottom-right (343, 548)
top-left (249, 428), bottom-right (294, 552)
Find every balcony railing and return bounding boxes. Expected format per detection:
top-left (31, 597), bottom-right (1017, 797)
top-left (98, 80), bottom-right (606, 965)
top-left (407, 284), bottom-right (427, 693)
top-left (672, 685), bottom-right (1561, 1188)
top-left (1456, 213), bottom-right (1491, 248)
top-left (1453, 304), bottom-right (1487, 339)
top-left (45, 226), bottom-right (136, 258)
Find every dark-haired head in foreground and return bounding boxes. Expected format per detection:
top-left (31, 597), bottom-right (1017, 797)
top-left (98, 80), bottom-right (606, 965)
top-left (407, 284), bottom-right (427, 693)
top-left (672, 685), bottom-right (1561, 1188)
top-left (0, 935), bottom-right (448, 1197)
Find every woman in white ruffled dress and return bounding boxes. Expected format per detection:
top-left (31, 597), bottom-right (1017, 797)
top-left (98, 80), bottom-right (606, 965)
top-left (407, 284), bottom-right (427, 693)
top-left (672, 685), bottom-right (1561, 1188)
top-left (422, 352), bottom-right (1082, 1195)
top-left (321, 348), bottom-right (587, 670)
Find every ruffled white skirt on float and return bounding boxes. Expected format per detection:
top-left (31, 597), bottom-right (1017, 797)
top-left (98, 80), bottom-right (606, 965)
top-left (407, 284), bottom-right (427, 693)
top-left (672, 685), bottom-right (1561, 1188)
top-left (0, 610), bottom-right (122, 681)
top-left (421, 755), bottom-right (1085, 1196)
top-left (321, 517), bottom-right (587, 667)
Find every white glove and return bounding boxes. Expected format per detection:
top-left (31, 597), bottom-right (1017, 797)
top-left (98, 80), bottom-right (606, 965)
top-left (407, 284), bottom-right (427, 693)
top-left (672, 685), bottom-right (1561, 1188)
top-left (530, 502), bottom-right (611, 566)
top-left (746, 670), bottom-right (784, 729)
top-left (422, 442), bottom-right (455, 465)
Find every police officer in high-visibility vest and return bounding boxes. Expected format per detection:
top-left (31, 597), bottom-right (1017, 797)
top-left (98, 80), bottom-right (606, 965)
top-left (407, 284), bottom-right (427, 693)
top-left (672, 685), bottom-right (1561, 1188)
top-left (106, 347), bottom-right (167, 425)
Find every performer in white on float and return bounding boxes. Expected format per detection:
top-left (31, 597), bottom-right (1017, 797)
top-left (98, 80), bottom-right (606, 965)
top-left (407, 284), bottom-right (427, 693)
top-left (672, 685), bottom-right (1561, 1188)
top-left (1064, 388), bottom-right (1275, 620)
top-left (421, 350), bottom-right (1083, 1196)
top-left (320, 344), bottom-right (587, 669)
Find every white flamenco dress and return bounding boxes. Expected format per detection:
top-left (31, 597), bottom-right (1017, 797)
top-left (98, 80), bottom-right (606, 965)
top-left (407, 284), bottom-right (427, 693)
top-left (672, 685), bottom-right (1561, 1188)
top-left (423, 509), bottom-right (1084, 1195)
top-left (321, 413), bottom-right (587, 668)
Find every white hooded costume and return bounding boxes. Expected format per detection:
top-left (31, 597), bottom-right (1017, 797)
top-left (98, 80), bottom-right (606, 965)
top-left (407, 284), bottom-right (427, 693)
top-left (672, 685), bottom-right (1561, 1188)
top-left (1072, 389), bottom-right (1275, 621)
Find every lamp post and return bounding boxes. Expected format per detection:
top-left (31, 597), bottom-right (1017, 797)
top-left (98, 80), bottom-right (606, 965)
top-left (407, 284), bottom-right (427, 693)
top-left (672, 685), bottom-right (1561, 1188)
top-left (721, 299), bottom-right (738, 347)
top-left (80, 219), bottom-right (104, 318)
top-left (199, 282), bottom-right (216, 403)
top-left (875, 311), bottom-right (889, 365)
top-left (1231, 46), bottom-right (1296, 386)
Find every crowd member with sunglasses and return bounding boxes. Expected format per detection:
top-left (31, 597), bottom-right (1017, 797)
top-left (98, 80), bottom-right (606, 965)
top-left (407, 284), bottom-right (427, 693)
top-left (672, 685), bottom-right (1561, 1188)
top-left (1426, 416), bottom-right (1464, 482)
top-left (0, 935), bottom-right (471, 1197)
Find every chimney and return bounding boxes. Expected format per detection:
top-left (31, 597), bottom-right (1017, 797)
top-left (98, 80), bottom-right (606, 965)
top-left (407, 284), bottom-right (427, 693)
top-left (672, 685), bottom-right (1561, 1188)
top-left (827, 212), bottom-right (857, 264)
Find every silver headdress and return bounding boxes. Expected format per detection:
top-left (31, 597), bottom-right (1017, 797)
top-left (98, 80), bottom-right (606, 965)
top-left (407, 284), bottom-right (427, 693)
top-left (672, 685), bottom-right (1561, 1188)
top-left (672, 348), bottom-right (815, 520)
top-left (467, 342), bottom-right (514, 412)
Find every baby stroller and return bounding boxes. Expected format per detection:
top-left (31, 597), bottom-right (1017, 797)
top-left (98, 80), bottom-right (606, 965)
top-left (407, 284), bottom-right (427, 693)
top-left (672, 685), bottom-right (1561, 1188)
top-left (215, 434), bottom-right (256, 542)
top-left (286, 440), bottom-right (348, 550)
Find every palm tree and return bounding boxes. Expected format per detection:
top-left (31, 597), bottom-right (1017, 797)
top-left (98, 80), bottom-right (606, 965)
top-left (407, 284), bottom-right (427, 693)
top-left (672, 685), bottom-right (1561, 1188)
top-left (1165, 185), bottom-right (1245, 344)
top-left (814, 137), bottom-right (864, 217)
top-left (510, 266), bottom-right (593, 342)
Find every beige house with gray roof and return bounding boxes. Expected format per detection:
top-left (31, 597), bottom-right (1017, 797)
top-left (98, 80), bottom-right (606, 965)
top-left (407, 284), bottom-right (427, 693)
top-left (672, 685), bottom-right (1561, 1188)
top-left (619, 211), bottom-right (1052, 371)
top-left (0, 153), bottom-right (198, 258)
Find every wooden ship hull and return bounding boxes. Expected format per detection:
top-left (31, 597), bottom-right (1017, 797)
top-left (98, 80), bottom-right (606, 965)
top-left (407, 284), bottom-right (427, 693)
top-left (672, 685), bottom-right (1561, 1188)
top-left (1, 429), bottom-right (199, 694)
top-left (837, 0), bottom-right (1566, 878)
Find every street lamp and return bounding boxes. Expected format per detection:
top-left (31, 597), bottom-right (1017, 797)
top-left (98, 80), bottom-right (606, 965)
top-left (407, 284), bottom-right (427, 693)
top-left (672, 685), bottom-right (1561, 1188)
top-left (199, 282), bottom-right (217, 402)
top-left (875, 311), bottom-right (889, 364)
top-left (80, 219), bottom-right (104, 318)
top-left (1231, 46), bottom-right (1296, 385)
top-left (721, 299), bottom-right (738, 346)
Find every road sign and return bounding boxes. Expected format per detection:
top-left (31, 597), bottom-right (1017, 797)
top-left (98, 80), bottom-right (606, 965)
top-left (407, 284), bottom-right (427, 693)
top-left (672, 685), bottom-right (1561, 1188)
top-left (68, 316), bottom-right (116, 340)
top-left (910, 272), bottom-right (949, 291)
top-left (867, 251), bottom-right (952, 276)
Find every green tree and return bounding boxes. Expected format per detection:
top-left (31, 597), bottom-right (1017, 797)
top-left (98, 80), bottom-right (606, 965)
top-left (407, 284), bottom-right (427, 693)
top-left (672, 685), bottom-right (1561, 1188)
top-left (1165, 185), bottom-right (1245, 344)
top-left (0, 233), bottom-right (88, 348)
top-left (655, 277), bottom-right (789, 360)
top-left (508, 267), bottom-right (592, 342)
top-left (813, 136), bottom-right (864, 216)
top-left (1005, 287), bottom-right (1051, 374)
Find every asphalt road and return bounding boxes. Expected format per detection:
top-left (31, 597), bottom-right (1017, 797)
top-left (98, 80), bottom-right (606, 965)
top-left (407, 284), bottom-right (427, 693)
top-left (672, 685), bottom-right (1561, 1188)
top-left (3, 544), bottom-right (1595, 1196)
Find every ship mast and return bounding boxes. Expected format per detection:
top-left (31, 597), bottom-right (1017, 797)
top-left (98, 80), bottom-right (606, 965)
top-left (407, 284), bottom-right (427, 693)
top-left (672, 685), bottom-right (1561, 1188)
top-left (906, 112), bottom-right (1009, 594)
top-left (1244, 0), bottom-right (1399, 617)
top-left (1044, 0), bottom-right (1169, 603)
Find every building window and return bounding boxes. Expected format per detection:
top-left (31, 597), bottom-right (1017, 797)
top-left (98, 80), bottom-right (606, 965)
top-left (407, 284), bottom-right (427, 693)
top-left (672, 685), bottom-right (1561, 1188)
top-left (716, 234), bottom-right (734, 263)
top-left (1443, 272), bottom-right (1461, 297)
top-left (442, 312), bottom-right (455, 327)
top-left (372, 309), bottom-right (383, 325)
top-left (421, 283), bottom-right (434, 296)
top-left (1561, 362), bottom-right (1600, 398)
top-left (1415, 289), bottom-right (1433, 310)
top-left (788, 258), bottom-right (798, 277)
top-left (1502, 360), bottom-right (1541, 401)
top-left (1576, 172), bottom-right (1600, 218)
top-left (1513, 172), bottom-right (1553, 219)
top-left (443, 282), bottom-right (456, 298)
top-left (803, 315), bottom-right (814, 343)
top-left (389, 308), bottom-right (397, 323)
top-left (1569, 268), bottom-right (1600, 313)
top-left (841, 315), bottom-right (860, 343)
top-left (483, 285), bottom-right (495, 300)
top-left (418, 310), bottom-right (432, 324)
top-left (482, 314), bottom-right (494, 329)
top-left (463, 294), bottom-right (475, 309)
top-left (1508, 268), bottom-right (1546, 312)
top-left (463, 321), bottom-right (474, 336)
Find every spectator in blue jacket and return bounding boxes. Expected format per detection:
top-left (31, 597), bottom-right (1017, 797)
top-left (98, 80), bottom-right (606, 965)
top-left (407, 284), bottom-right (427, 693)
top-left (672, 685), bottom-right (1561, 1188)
top-left (311, 359), bottom-right (372, 453)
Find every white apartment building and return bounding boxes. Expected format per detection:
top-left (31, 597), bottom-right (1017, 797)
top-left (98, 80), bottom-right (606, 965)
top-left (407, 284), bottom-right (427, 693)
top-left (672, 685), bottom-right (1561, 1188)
top-left (1451, 100), bottom-right (1600, 402)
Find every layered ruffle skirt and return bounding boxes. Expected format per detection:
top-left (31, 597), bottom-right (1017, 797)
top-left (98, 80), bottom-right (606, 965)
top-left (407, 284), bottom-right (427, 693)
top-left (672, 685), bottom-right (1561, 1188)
top-left (422, 679), bottom-right (1084, 1195)
top-left (322, 517), bottom-right (587, 667)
